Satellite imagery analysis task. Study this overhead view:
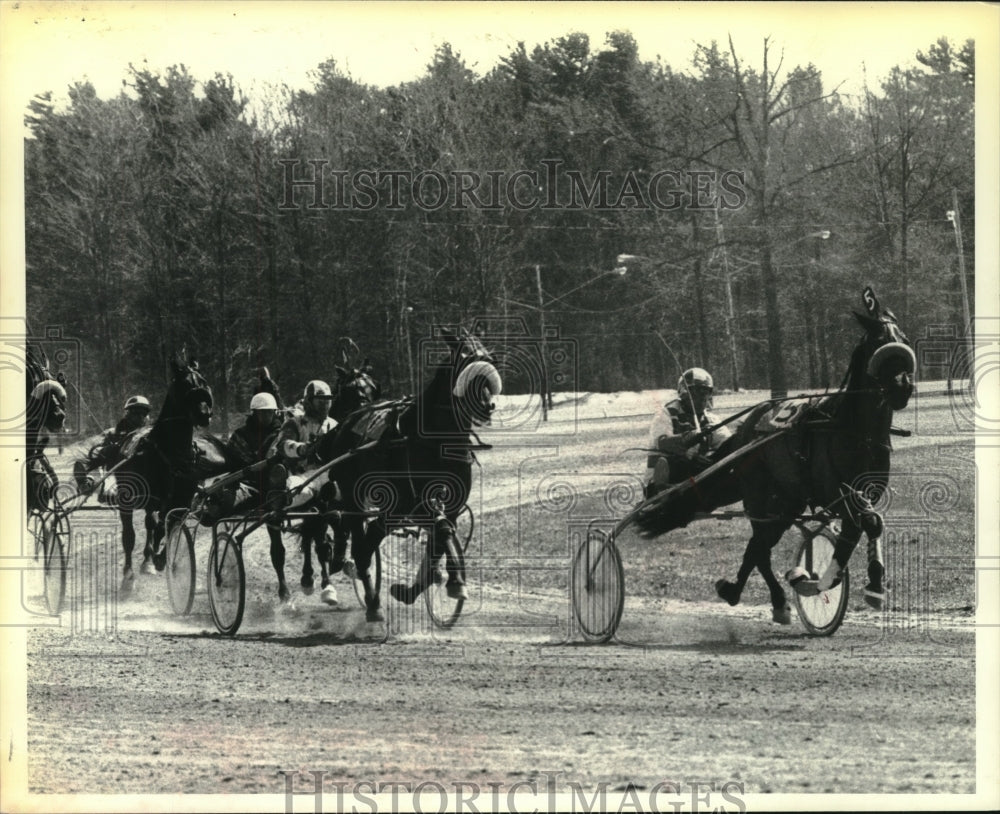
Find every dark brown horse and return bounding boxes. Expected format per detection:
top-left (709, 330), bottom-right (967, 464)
top-left (106, 355), bottom-right (218, 591)
top-left (317, 328), bottom-right (502, 622)
top-left (635, 288), bottom-right (915, 623)
top-left (25, 344), bottom-right (68, 513)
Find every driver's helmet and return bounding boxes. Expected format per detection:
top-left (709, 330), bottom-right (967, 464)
top-left (123, 394), bottom-right (151, 413)
top-left (249, 392), bottom-right (278, 412)
top-left (677, 368), bottom-right (714, 403)
top-left (302, 379), bottom-right (333, 420)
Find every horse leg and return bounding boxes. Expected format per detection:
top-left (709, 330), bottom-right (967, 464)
top-left (389, 535), bottom-right (433, 606)
top-left (299, 531), bottom-right (315, 595)
top-left (438, 517), bottom-right (467, 600)
top-left (267, 524), bottom-right (290, 602)
top-left (314, 525), bottom-right (338, 606)
top-left (351, 516), bottom-right (384, 622)
top-left (140, 510), bottom-right (157, 573)
top-left (151, 514), bottom-right (170, 571)
top-left (754, 527), bottom-right (793, 625)
top-left (329, 515), bottom-right (349, 575)
top-left (715, 536), bottom-right (761, 607)
top-left (860, 511), bottom-right (887, 610)
top-left (818, 519), bottom-right (862, 592)
top-left (120, 509), bottom-right (136, 594)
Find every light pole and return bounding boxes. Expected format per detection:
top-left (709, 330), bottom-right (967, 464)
top-left (947, 191), bottom-right (973, 389)
top-left (402, 305), bottom-right (415, 395)
top-left (509, 265), bottom-right (627, 421)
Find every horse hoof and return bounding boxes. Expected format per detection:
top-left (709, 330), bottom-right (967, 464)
top-left (389, 583), bottom-right (418, 605)
top-left (300, 574), bottom-right (314, 595)
top-left (366, 603), bottom-right (385, 623)
top-left (786, 568), bottom-right (821, 597)
top-left (153, 552), bottom-right (167, 572)
top-left (120, 572), bottom-right (135, 595)
top-left (446, 582), bottom-right (468, 601)
top-left (320, 585), bottom-right (338, 606)
top-left (278, 584), bottom-right (291, 603)
top-left (341, 561), bottom-right (357, 580)
top-left (330, 557), bottom-right (345, 575)
top-left (772, 603), bottom-right (793, 625)
top-left (715, 579), bottom-right (740, 607)
top-left (863, 587), bottom-right (886, 610)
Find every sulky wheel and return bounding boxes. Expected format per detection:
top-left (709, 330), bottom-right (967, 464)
top-left (165, 518), bottom-right (197, 616)
top-left (42, 512), bottom-right (70, 616)
top-left (571, 531), bottom-right (624, 643)
top-left (207, 531), bottom-right (245, 636)
top-left (455, 504), bottom-right (475, 552)
top-left (791, 524), bottom-right (850, 636)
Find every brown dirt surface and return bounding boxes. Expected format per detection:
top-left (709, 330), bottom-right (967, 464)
top-left (11, 388), bottom-right (991, 809)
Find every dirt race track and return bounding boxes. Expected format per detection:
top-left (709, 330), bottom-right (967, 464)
top-left (7, 389), bottom-right (998, 811)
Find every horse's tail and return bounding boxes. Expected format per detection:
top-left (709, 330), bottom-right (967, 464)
top-left (632, 466), bottom-right (740, 539)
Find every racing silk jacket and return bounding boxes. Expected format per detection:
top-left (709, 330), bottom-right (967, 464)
top-left (270, 407), bottom-right (337, 475)
top-left (644, 398), bottom-right (731, 490)
top-left (227, 413), bottom-right (283, 469)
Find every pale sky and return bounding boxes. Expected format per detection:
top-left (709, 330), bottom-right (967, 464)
top-left (0, 1), bottom-right (991, 114)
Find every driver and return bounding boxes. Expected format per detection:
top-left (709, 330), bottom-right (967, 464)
top-left (270, 379), bottom-right (338, 508)
top-left (644, 368), bottom-right (732, 498)
top-left (74, 395), bottom-right (151, 499)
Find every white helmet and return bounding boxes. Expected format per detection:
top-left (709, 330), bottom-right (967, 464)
top-left (123, 394), bottom-right (151, 412)
top-left (678, 367), bottom-right (713, 395)
top-left (303, 380), bottom-right (333, 400)
top-left (250, 392), bottom-right (278, 411)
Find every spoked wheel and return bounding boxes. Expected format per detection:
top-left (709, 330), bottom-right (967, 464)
top-left (425, 525), bottom-right (466, 629)
top-left (571, 531), bottom-right (624, 643)
top-left (42, 512), bottom-right (69, 616)
top-left (791, 524), bottom-right (849, 636)
top-left (455, 504), bottom-right (474, 551)
top-left (165, 519), bottom-right (196, 615)
top-left (207, 531), bottom-right (245, 635)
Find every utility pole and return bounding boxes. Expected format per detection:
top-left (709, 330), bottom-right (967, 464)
top-left (535, 264), bottom-right (549, 421)
top-left (948, 189), bottom-right (973, 389)
top-left (713, 210), bottom-right (741, 392)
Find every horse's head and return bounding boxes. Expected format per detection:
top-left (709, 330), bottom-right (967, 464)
top-left (168, 355), bottom-right (213, 428)
top-left (28, 378), bottom-right (67, 434)
top-left (853, 287), bottom-right (915, 411)
top-left (331, 364), bottom-right (381, 423)
top-left (442, 327), bottom-right (503, 427)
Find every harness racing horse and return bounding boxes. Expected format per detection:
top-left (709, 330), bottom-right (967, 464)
top-left (279, 363), bottom-right (382, 604)
top-left (107, 355), bottom-right (218, 592)
top-left (251, 364), bottom-right (380, 604)
top-left (25, 344), bottom-right (68, 513)
top-left (635, 287), bottom-right (915, 624)
top-left (317, 328), bottom-right (502, 622)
